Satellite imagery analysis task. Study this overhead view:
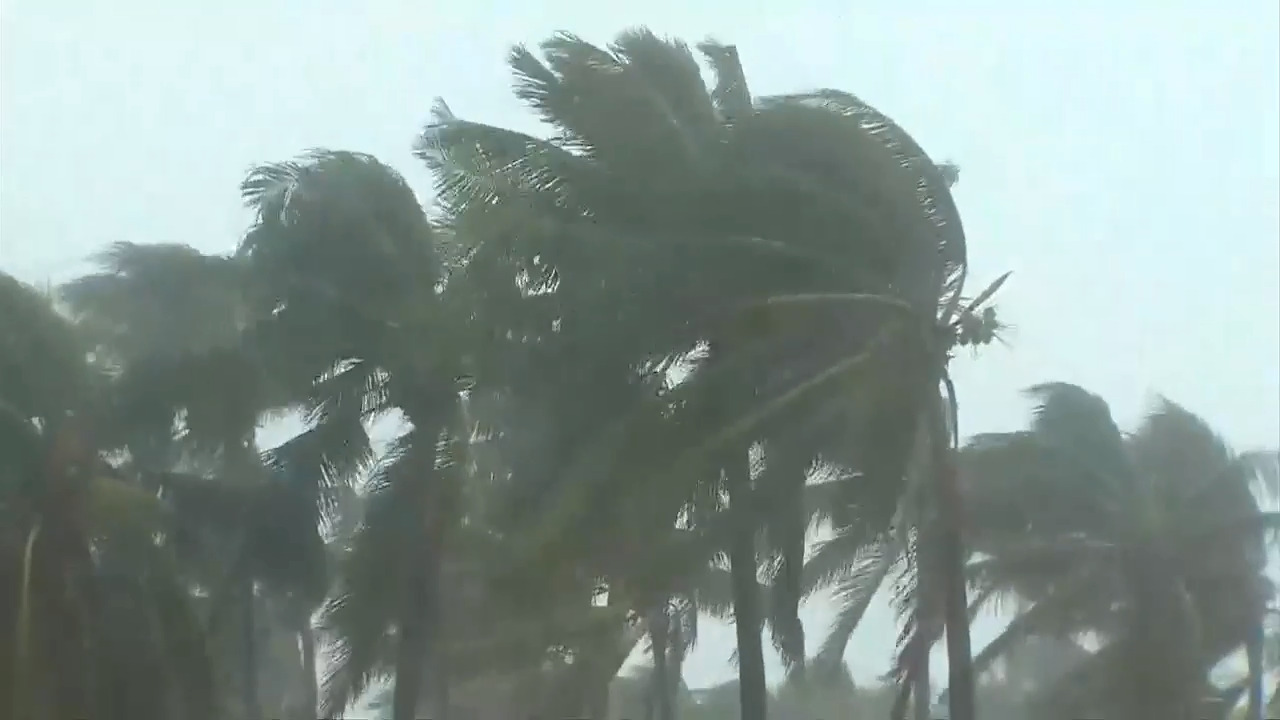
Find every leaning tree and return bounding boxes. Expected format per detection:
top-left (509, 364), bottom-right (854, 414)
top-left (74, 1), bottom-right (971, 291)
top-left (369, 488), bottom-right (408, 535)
top-left (1, 272), bottom-right (216, 720)
top-left (420, 28), bottom-right (1002, 720)
top-left (961, 383), bottom-right (1278, 720)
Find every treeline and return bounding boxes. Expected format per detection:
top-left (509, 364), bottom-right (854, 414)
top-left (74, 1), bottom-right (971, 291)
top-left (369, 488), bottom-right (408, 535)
top-left (2, 27), bottom-right (1277, 720)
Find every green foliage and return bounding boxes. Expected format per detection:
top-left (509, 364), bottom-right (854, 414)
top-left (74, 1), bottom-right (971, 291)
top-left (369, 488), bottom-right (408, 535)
top-left (1, 24), bottom-right (1270, 720)
top-left (960, 384), bottom-right (1276, 719)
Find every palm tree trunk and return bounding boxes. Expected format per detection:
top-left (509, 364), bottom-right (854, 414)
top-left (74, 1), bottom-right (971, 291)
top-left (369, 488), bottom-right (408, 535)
top-left (223, 437), bottom-right (262, 720)
top-left (670, 613), bottom-right (686, 719)
top-left (930, 400), bottom-right (974, 720)
top-left (584, 613), bottom-right (641, 719)
top-left (1246, 618), bottom-right (1264, 720)
top-left (576, 636), bottom-right (613, 720)
top-left (12, 523), bottom-right (42, 720)
top-left (726, 452), bottom-right (768, 720)
top-left (583, 673), bottom-right (611, 720)
top-left (912, 588), bottom-right (932, 720)
top-left (426, 518), bottom-right (450, 720)
top-left (392, 572), bottom-right (428, 720)
top-left (649, 605), bottom-right (675, 720)
top-left (432, 639), bottom-right (451, 720)
top-left (1127, 560), bottom-right (1197, 720)
top-left (241, 581), bottom-right (261, 720)
top-left (299, 618), bottom-right (318, 720)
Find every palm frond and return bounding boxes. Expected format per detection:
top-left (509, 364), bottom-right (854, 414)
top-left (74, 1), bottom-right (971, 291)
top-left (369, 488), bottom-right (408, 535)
top-left (755, 89), bottom-right (966, 312)
top-left (969, 574), bottom-right (1099, 678)
top-left (0, 272), bottom-right (96, 421)
top-left (1244, 449), bottom-right (1280, 507)
top-left (417, 99), bottom-right (596, 218)
top-left (1130, 396), bottom-right (1236, 502)
top-left (802, 527), bottom-right (886, 598)
top-left (509, 30), bottom-right (718, 175)
top-left (60, 242), bottom-right (247, 360)
top-left (812, 541), bottom-right (898, 670)
top-left (1024, 383), bottom-right (1128, 474)
top-left (238, 149), bottom-right (440, 332)
top-left (264, 417), bottom-right (373, 523)
top-left (696, 40), bottom-right (751, 120)
top-left (691, 565), bottom-right (736, 618)
top-left (526, 322), bottom-right (908, 558)
top-left (1021, 382), bottom-right (1132, 515)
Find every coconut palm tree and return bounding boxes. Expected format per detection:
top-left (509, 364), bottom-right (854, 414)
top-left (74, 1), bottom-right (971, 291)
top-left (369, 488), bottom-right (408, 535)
top-left (792, 163), bottom-right (1001, 720)
top-left (60, 242), bottom-right (265, 718)
top-left (960, 383), bottom-right (1277, 719)
top-left (0, 273), bottom-right (215, 720)
top-left (421, 29), bottom-right (996, 720)
top-left (60, 242), bottom-right (353, 720)
top-left (237, 149), bottom-right (481, 720)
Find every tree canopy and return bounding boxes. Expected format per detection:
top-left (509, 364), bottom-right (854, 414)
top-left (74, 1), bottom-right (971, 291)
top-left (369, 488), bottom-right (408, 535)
top-left (1, 26), bottom-right (1274, 720)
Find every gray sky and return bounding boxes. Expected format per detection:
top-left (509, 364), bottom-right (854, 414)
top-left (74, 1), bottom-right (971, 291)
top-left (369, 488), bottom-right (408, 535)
top-left (3, 0), bottom-right (1278, 695)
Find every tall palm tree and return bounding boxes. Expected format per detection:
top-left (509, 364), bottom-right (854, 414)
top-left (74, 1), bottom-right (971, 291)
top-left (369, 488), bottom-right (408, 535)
top-left (422, 29), bottom-right (995, 719)
top-left (238, 149), bottom-right (474, 720)
top-left (960, 383), bottom-right (1277, 719)
top-left (793, 165), bottom-right (1002, 720)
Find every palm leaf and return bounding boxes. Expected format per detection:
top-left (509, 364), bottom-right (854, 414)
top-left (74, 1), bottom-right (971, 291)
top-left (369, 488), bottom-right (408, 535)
top-left (812, 541), bottom-right (899, 670)
top-left (697, 40), bottom-right (751, 120)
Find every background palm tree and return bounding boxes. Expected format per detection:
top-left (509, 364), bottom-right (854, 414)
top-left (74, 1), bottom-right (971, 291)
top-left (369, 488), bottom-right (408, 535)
top-left (960, 383), bottom-right (1277, 719)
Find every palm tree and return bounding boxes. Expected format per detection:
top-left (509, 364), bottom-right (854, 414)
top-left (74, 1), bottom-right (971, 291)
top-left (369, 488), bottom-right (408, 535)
top-left (960, 383), bottom-right (1277, 719)
top-left (237, 149), bottom-right (477, 720)
top-left (61, 242), bottom-right (347, 720)
top-left (60, 242), bottom-right (264, 718)
top-left (0, 273), bottom-right (215, 720)
top-left (793, 163), bottom-right (1002, 720)
top-left (422, 29), bottom-right (995, 720)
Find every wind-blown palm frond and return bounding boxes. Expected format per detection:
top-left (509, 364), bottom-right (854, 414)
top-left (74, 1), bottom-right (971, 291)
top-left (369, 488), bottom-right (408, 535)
top-left (813, 540), bottom-right (899, 672)
top-left (318, 430), bottom-right (429, 717)
top-left (0, 272), bottom-right (98, 423)
top-left (239, 149), bottom-right (439, 332)
top-left (61, 242), bottom-right (247, 361)
top-left (755, 89), bottom-right (966, 312)
top-left (1245, 450), bottom-right (1280, 507)
top-left (697, 40), bottom-right (751, 120)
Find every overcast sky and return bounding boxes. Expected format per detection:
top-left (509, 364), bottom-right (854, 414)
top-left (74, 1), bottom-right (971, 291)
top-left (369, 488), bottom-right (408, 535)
top-left (3, 0), bottom-right (1278, 697)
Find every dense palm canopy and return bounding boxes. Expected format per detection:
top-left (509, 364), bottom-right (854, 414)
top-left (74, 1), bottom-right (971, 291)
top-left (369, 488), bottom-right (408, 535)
top-left (1, 26), bottom-right (1273, 720)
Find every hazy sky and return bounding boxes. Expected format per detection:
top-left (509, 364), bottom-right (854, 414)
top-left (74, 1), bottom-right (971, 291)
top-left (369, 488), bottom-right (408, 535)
top-left (3, 0), bottom-right (1278, 696)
